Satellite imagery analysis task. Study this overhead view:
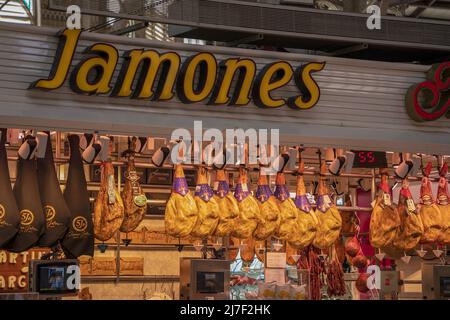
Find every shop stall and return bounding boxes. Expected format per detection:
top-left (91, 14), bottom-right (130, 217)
top-left (0, 22), bottom-right (449, 300)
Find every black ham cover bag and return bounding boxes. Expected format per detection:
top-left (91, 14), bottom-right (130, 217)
top-left (37, 132), bottom-right (70, 247)
top-left (61, 134), bottom-right (94, 257)
top-left (0, 128), bottom-right (20, 247)
top-left (6, 137), bottom-right (46, 252)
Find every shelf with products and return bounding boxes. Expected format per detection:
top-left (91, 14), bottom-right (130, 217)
top-left (81, 275), bottom-right (180, 283)
top-left (93, 242), bottom-right (226, 252)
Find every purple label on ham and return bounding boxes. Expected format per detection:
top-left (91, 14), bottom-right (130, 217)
top-left (400, 187), bottom-right (414, 201)
top-left (195, 184), bottom-right (213, 202)
top-left (274, 185), bottom-right (290, 202)
top-left (214, 181), bottom-right (229, 198)
top-left (256, 185), bottom-right (272, 203)
top-left (173, 177), bottom-right (189, 196)
top-left (295, 195), bottom-right (311, 213)
top-left (234, 183), bottom-right (251, 202)
top-left (316, 195), bottom-right (329, 213)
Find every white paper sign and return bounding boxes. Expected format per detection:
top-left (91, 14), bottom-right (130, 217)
top-left (266, 252), bottom-right (286, 268)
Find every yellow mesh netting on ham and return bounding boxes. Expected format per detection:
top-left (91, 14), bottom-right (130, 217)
top-left (191, 167), bottom-right (220, 238)
top-left (213, 170), bottom-right (239, 237)
top-left (369, 169), bottom-right (400, 248)
top-left (313, 162), bottom-right (342, 250)
top-left (164, 164), bottom-right (198, 238)
top-left (254, 170), bottom-right (280, 240)
top-left (393, 179), bottom-right (424, 251)
top-left (232, 167), bottom-right (258, 239)
top-left (289, 158), bottom-right (318, 248)
top-left (418, 162), bottom-right (442, 244)
top-left (274, 172), bottom-right (298, 240)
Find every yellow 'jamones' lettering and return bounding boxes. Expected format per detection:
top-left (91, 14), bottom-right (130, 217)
top-left (252, 62), bottom-right (293, 108)
top-left (209, 58), bottom-right (256, 106)
top-left (29, 29), bottom-right (326, 111)
top-left (111, 50), bottom-right (181, 99)
top-left (287, 62), bottom-right (325, 109)
top-left (177, 52), bottom-right (217, 103)
top-left (69, 43), bottom-right (118, 94)
top-left (30, 29), bottom-right (81, 90)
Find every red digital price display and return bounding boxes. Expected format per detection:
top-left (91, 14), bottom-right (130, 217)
top-left (352, 150), bottom-right (388, 168)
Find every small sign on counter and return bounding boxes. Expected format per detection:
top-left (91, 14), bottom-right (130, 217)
top-left (264, 268), bottom-right (286, 285)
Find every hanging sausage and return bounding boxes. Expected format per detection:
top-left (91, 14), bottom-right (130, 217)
top-left (0, 128), bottom-right (20, 247)
top-left (37, 132), bottom-right (70, 247)
top-left (6, 135), bottom-right (45, 252)
top-left (61, 134), bottom-right (94, 258)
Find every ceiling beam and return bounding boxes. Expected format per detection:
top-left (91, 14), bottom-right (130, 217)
top-left (0, 0), bottom-right (11, 12)
top-left (110, 22), bottom-right (149, 36)
top-left (409, 0), bottom-right (437, 17)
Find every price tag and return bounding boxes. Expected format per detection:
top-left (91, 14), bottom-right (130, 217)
top-left (213, 181), bottom-right (219, 191)
top-left (383, 193), bottom-right (392, 206)
top-left (242, 183), bottom-right (248, 192)
top-left (133, 194), bottom-right (147, 207)
top-left (195, 185), bottom-right (201, 192)
top-left (323, 195), bottom-right (332, 205)
top-left (406, 198), bottom-right (416, 213)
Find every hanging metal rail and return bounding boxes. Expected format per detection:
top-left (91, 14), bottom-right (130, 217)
top-left (6, 156), bottom-right (445, 182)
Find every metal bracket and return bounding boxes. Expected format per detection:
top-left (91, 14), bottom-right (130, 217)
top-left (225, 34), bottom-right (264, 47)
top-left (0, 0), bottom-right (11, 11)
top-left (329, 43), bottom-right (369, 56)
top-left (111, 22), bottom-right (150, 36)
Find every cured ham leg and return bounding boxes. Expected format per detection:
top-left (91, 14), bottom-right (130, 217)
top-left (0, 128), bottom-right (20, 247)
top-left (254, 170), bottom-right (280, 240)
top-left (274, 172), bottom-right (298, 240)
top-left (93, 141), bottom-right (125, 242)
top-left (418, 162), bottom-right (442, 243)
top-left (369, 169), bottom-right (400, 248)
top-left (213, 170), bottom-right (239, 237)
top-left (120, 137), bottom-right (147, 233)
top-left (61, 134), bottom-right (94, 258)
top-left (191, 167), bottom-right (220, 238)
top-left (232, 167), bottom-right (258, 239)
top-left (437, 163), bottom-right (450, 244)
top-left (313, 162), bottom-right (342, 250)
top-left (393, 179), bottom-right (424, 251)
top-left (7, 136), bottom-right (45, 252)
top-left (164, 164), bottom-right (198, 238)
top-left (291, 157), bottom-right (318, 248)
top-left (37, 132), bottom-right (70, 247)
